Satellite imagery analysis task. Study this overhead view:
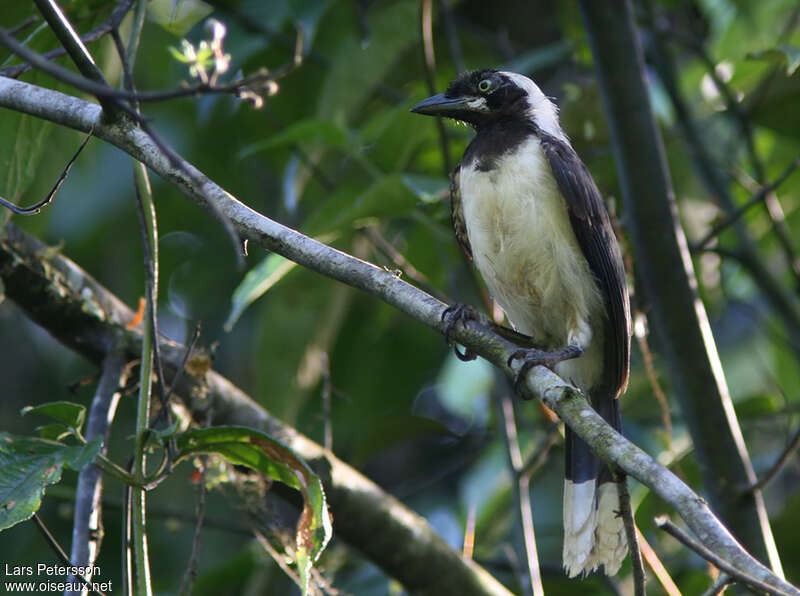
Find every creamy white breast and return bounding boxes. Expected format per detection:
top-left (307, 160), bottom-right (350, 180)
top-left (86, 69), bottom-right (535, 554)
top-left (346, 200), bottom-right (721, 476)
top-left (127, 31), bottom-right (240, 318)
top-left (458, 136), bottom-right (605, 389)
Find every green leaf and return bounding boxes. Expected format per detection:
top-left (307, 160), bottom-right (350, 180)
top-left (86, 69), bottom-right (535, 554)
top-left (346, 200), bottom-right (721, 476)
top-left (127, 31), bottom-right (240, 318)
top-left (317, 2), bottom-right (417, 123)
top-left (304, 174), bottom-right (418, 235)
top-left (0, 87), bottom-right (54, 210)
top-left (175, 426), bottom-right (332, 584)
top-left (224, 253), bottom-right (297, 331)
top-left (35, 425), bottom-right (72, 442)
top-left (21, 401), bottom-right (86, 431)
top-left (747, 45), bottom-right (800, 76)
top-left (238, 119), bottom-right (348, 159)
top-left (147, 0), bottom-right (213, 36)
top-left (0, 433), bottom-right (102, 531)
top-left (401, 174), bottom-right (449, 204)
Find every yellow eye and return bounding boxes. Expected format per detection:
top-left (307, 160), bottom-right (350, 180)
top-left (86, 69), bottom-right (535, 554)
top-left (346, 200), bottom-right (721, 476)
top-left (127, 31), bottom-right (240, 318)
top-left (478, 79), bottom-right (492, 93)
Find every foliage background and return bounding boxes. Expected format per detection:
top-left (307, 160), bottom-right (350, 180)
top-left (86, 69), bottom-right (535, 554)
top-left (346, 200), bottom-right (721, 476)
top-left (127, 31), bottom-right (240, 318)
top-left (1, 0), bottom-right (800, 594)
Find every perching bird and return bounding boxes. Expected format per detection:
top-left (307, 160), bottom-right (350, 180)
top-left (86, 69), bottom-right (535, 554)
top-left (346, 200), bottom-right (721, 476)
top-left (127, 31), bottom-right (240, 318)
top-left (411, 70), bottom-right (631, 577)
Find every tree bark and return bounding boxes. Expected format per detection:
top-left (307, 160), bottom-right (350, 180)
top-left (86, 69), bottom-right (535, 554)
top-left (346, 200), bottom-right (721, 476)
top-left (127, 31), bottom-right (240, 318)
top-left (577, 0), bottom-right (782, 574)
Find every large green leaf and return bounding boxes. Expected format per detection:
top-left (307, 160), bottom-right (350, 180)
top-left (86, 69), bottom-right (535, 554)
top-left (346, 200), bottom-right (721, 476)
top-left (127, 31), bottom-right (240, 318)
top-left (176, 426), bottom-right (332, 593)
top-left (21, 400), bottom-right (87, 431)
top-left (0, 433), bottom-right (102, 531)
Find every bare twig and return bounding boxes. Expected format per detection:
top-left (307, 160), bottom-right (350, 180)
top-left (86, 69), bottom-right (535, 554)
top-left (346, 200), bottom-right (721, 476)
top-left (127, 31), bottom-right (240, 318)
top-left (634, 316), bottom-right (673, 443)
top-left (496, 392), bottom-right (544, 596)
top-left (655, 516), bottom-right (789, 596)
top-left (616, 476), bottom-right (645, 596)
top-left (636, 527), bottom-right (681, 596)
top-left (0, 127), bottom-right (93, 215)
top-left (177, 458), bottom-right (207, 596)
top-left (1, 1), bottom-right (134, 78)
top-left (438, 0), bottom-right (465, 72)
top-left (747, 420), bottom-right (800, 494)
top-left (519, 423), bottom-right (560, 480)
top-left (320, 352), bottom-right (333, 451)
top-left (67, 349), bottom-right (128, 596)
top-left (33, 514), bottom-right (108, 596)
top-left (701, 573), bottom-right (733, 596)
top-left (419, 0), bottom-right (453, 176)
top-left (694, 156), bottom-right (800, 251)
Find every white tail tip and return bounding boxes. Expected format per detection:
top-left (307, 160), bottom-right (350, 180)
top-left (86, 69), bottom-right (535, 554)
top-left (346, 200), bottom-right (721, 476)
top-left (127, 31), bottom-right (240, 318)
top-left (563, 480), bottom-right (627, 577)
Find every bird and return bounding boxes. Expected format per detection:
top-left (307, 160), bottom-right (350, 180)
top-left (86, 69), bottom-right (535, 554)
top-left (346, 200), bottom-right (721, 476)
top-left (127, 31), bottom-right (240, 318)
top-left (411, 70), bottom-right (631, 577)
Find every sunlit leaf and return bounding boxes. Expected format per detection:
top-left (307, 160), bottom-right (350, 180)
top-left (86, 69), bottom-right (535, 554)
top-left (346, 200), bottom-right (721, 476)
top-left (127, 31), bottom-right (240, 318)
top-left (224, 253), bottom-right (297, 331)
top-left (175, 426), bottom-right (332, 593)
top-left (21, 401), bottom-right (86, 431)
top-left (147, 0), bottom-right (213, 36)
top-left (747, 45), bottom-right (800, 76)
top-left (401, 174), bottom-right (448, 204)
top-left (0, 433), bottom-right (102, 531)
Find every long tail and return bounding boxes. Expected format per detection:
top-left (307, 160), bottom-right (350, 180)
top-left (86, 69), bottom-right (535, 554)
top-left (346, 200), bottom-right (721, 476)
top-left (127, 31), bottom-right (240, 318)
top-left (562, 397), bottom-right (627, 577)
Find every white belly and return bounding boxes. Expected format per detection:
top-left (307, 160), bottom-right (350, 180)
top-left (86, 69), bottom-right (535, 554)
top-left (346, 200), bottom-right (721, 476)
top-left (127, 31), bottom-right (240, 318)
top-left (459, 137), bottom-right (605, 389)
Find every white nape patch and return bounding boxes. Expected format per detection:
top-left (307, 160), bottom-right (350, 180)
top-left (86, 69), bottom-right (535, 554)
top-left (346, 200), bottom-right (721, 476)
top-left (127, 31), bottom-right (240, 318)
top-left (499, 71), bottom-right (568, 142)
top-left (563, 479), bottom-right (597, 578)
top-left (586, 483), bottom-right (627, 575)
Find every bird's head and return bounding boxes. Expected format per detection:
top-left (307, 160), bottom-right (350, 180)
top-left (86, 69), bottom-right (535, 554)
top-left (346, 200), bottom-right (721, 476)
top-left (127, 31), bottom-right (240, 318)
top-left (411, 70), bottom-right (564, 137)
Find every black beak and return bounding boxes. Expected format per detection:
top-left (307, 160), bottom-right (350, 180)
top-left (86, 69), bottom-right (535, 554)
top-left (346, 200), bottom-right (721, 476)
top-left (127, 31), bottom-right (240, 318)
top-left (410, 93), bottom-right (470, 116)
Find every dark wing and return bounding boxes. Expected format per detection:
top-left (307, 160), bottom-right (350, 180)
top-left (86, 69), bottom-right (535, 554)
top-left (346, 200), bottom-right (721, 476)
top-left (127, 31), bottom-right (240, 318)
top-left (450, 164), bottom-right (473, 260)
top-left (540, 134), bottom-right (631, 397)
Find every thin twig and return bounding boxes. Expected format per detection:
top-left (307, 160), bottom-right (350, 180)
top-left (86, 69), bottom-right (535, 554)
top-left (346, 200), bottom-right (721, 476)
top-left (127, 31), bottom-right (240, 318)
top-left (636, 527), bottom-right (681, 596)
top-left (419, 0), bottom-right (453, 177)
top-left (695, 155), bottom-right (800, 251)
top-left (0, 127), bottom-right (93, 215)
top-left (33, 0), bottom-right (118, 116)
top-left (177, 457), bottom-right (207, 596)
top-left (634, 315), bottom-right (673, 443)
top-left (438, 0), bottom-right (464, 72)
top-left (701, 573), bottom-right (733, 596)
top-left (656, 516), bottom-right (789, 596)
top-left (747, 420), bottom-right (800, 494)
top-left (519, 422), bottom-right (560, 480)
top-left (320, 352), bottom-right (333, 451)
top-left (496, 392), bottom-right (544, 596)
top-left (616, 475), bottom-right (645, 596)
top-left (32, 514), bottom-right (108, 596)
top-left (1, 0), bottom-right (134, 78)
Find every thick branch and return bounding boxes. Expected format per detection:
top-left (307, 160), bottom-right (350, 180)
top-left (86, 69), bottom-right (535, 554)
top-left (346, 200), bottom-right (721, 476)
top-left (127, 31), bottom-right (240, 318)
top-left (0, 79), bottom-right (797, 595)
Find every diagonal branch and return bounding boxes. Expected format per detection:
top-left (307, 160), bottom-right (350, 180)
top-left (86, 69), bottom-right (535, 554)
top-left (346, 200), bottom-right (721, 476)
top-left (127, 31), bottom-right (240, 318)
top-left (0, 78), bottom-right (798, 596)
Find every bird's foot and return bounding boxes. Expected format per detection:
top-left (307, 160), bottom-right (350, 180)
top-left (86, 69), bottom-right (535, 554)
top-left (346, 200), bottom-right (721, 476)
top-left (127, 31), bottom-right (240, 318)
top-left (507, 345), bottom-right (584, 397)
top-left (441, 303), bottom-right (481, 361)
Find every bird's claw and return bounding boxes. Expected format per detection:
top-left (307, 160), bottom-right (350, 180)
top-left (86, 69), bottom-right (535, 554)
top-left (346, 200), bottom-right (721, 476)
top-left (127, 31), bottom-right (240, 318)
top-left (507, 346), bottom-right (583, 397)
top-left (441, 303), bottom-right (480, 361)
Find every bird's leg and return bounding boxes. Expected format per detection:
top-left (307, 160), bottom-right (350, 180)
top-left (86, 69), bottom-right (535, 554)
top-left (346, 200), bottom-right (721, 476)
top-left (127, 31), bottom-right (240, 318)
top-left (507, 345), bottom-right (584, 397)
top-left (441, 303), bottom-right (482, 361)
